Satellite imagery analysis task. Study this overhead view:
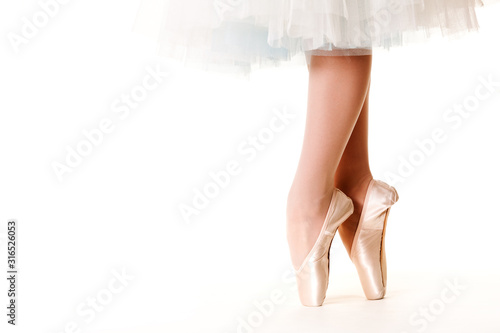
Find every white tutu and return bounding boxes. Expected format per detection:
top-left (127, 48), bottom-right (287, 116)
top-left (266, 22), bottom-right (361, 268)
top-left (132, 0), bottom-right (499, 75)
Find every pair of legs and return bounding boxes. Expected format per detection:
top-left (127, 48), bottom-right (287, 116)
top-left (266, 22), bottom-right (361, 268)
top-left (287, 52), bottom-right (374, 270)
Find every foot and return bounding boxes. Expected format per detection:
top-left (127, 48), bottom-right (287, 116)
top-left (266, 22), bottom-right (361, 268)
top-left (286, 188), bottom-right (336, 271)
top-left (336, 175), bottom-right (373, 257)
top-left (292, 189), bottom-right (354, 306)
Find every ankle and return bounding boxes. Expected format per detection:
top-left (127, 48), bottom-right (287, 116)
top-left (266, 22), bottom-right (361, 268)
top-left (335, 174), bottom-right (373, 206)
top-left (286, 187), bottom-right (334, 223)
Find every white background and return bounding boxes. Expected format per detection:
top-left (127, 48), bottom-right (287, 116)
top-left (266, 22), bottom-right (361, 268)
top-left (1, 1), bottom-right (499, 332)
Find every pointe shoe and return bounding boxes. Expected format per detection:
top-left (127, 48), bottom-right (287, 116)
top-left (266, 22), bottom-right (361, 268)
top-left (293, 189), bottom-right (354, 306)
top-left (349, 179), bottom-right (399, 300)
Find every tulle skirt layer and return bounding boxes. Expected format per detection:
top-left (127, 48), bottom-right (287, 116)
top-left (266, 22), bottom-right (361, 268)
top-left (132, 0), bottom-right (499, 75)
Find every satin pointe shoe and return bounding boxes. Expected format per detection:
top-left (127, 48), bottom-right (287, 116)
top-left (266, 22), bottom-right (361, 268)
top-left (348, 179), bottom-right (399, 300)
top-left (293, 189), bottom-right (354, 307)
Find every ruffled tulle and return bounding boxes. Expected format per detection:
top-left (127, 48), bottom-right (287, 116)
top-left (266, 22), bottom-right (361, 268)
top-left (132, 0), bottom-right (499, 75)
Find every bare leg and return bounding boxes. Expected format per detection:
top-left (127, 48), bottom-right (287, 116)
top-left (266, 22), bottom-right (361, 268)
top-left (335, 83), bottom-right (374, 257)
top-left (286, 54), bottom-right (372, 270)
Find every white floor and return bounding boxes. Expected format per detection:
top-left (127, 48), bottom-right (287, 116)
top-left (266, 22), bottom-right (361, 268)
top-left (95, 269), bottom-right (500, 333)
